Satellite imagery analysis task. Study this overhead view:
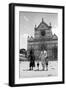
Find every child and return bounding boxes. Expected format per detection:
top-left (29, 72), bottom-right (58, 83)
top-left (37, 61), bottom-right (39, 70)
top-left (45, 57), bottom-right (48, 71)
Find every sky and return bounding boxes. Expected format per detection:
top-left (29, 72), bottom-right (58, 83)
top-left (19, 11), bottom-right (58, 50)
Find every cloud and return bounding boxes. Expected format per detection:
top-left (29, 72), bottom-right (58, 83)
top-left (52, 27), bottom-right (58, 36)
top-left (24, 16), bottom-right (29, 22)
top-left (23, 34), bottom-right (29, 38)
top-left (20, 34), bottom-right (29, 50)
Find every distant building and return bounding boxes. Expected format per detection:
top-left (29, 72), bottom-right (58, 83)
top-left (27, 18), bottom-right (58, 60)
top-left (19, 49), bottom-right (27, 61)
top-left (20, 49), bottom-right (27, 55)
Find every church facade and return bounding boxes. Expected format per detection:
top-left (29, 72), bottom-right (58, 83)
top-left (27, 18), bottom-right (58, 61)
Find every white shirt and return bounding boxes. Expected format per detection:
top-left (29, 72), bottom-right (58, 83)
top-left (39, 50), bottom-right (47, 63)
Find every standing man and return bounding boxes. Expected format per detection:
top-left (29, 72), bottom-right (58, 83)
top-left (44, 50), bottom-right (48, 71)
top-left (39, 50), bottom-right (47, 71)
top-left (28, 49), bottom-right (35, 70)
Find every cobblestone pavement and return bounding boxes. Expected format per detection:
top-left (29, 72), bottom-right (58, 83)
top-left (19, 61), bottom-right (58, 78)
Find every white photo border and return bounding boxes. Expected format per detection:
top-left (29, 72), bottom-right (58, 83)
top-left (14, 5), bottom-right (63, 84)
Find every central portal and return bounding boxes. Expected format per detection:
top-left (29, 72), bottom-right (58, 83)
top-left (41, 44), bottom-right (47, 51)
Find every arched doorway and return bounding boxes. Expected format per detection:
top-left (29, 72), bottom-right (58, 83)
top-left (41, 44), bottom-right (47, 51)
top-left (52, 46), bottom-right (58, 60)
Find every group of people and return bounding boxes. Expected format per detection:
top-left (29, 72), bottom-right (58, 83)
top-left (28, 49), bottom-right (48, 71)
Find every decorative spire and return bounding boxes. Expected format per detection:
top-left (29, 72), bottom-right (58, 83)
top-left (35, 24), bottom-right (36, 28)
top-left (49, 22), bottom-right (51, 26)
top-left (28, 36), bottom-right (29, 38)
top-left (49, 22), bottom-right (52, 28)
top-left (31, 36), bottom-right (33, 38)
top-left (35, 24), bottom-right (37, 30)
top-left (42, 18), bottom-right (44, 22)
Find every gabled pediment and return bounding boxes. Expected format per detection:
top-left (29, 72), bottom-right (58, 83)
top-left (36, 18), bottom-right (50, 30)
top-left (52, 34), bottom-right (58, 39)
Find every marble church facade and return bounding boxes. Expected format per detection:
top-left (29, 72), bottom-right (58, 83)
top-left (27, 18), bottom-right (58, 61)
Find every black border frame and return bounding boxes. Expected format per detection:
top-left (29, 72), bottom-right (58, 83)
top-left (9, 3), bottom-right (65, 87)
